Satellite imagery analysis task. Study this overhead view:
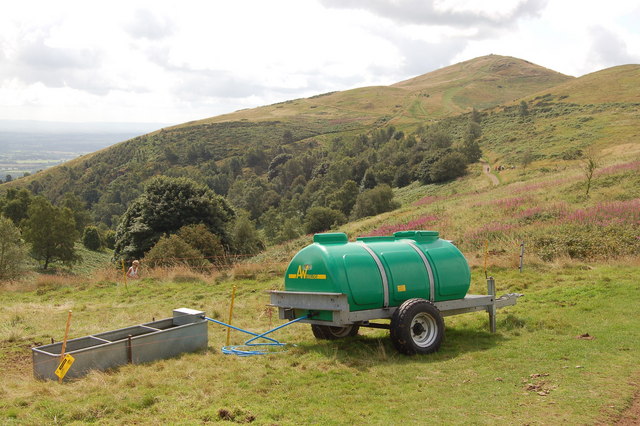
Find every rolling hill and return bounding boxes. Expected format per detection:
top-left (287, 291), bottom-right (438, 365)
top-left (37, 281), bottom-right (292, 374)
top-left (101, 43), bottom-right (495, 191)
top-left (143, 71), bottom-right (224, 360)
top-left (0, 54), bottom-right (638, 240)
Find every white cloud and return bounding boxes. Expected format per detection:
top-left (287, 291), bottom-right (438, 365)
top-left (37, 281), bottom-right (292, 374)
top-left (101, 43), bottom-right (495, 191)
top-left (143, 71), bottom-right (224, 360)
top-left (0, 0), bottom-right (638, 123)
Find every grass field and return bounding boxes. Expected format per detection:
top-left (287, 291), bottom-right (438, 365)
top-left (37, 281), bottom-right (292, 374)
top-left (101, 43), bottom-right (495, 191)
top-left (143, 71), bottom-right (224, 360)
top-left (1, 261), bottom-right (639, 424)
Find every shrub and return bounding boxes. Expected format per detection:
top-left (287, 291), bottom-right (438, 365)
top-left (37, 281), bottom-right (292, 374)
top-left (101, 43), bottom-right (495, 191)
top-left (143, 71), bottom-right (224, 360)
top-left (304, 207), bottom-right (346, 234)
top-left (351, 184), bottom-right (400, 219)
top-left (177, 224), bottom-right (225, 258)
top-left (231, 214), bottom-right (265, 255)
top-left (103, 230), bottom-right (116, 249)
top-left (144, 235), bottom-right (209, 268)
top-left (82, 226), bottom-right (102, 251)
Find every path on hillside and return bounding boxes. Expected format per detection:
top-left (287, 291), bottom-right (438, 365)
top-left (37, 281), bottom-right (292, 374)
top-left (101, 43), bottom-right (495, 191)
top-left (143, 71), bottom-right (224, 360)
top-left (481, 162), bottom-right (499, 186)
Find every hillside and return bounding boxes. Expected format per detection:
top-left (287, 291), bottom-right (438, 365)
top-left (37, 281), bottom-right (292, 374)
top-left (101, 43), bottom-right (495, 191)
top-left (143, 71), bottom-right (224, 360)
top-left (1, 55), bottom-right (570, 207)
top-left (0, 55), bottom-right (637, 252)
top-left (1, 55), bottom-right (640, 424)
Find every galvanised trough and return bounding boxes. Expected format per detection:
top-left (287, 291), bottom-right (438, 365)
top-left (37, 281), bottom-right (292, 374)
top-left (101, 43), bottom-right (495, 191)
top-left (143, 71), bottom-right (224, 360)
top-left (32, 308), bottom-right (207, 381)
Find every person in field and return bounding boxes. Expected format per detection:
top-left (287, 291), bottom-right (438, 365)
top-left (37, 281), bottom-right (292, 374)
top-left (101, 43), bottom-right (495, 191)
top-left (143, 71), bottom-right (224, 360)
top-left (127, 260), bottom-right (140, 278)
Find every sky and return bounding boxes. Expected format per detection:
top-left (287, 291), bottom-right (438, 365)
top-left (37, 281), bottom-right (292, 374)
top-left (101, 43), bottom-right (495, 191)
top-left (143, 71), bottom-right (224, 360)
top-left (1, 0), bottom-right (639, 126)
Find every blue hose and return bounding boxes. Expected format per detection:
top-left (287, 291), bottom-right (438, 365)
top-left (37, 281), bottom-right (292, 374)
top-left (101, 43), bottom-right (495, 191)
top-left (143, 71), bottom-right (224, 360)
top-left (204, 315), bottom-right (308, 356)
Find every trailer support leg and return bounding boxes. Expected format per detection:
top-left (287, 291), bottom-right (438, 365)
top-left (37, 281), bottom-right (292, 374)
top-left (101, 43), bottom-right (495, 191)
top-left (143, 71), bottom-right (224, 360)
top-left (487, 277), bottom-right (496, 333)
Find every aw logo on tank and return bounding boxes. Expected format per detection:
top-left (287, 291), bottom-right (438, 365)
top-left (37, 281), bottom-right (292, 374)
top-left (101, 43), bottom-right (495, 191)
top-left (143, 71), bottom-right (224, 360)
top-left (288, 264), bottom-right (326, 280)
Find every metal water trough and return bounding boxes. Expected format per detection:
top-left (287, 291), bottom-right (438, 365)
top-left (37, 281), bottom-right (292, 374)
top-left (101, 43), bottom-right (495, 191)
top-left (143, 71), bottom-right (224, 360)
top-left (32, 308), bottom-right (207, 381)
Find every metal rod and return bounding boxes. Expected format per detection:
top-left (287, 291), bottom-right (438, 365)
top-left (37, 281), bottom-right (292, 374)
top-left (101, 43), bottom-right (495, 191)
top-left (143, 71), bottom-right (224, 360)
top-left (58, 310), bottom-right (72, 384)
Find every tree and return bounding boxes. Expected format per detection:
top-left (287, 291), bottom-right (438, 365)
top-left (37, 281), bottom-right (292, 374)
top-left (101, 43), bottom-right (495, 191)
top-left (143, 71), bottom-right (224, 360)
top-left (278, 217), bottom-right (302, 243)
top-left (231, 213), bottom-right (265, 255)
top-left (466, 122), bottom-right (482, 142)
top-left (461, 138), bottom-right (482, 163)
top-left (103, 230), bottom-right (116, 249)
top-left (113, 176), bottom-right (235, 261)
top-left (423, 131), bottom-right (452, 150)
top-left (418, 148), bottom-right (463, 184)
top-left (0, 216), bottom-right (29, 279)
top-left (393, 167), bottom-right (412, 188)
top-left (61, 193), bottom-right (91, 234)
top-left (23, 197), bottom-right (79, 269)
top-left (428, 152), bottom-right (468, 183)
top-left (282, 130), bottom-right (294, 144)
top-left (519, 100), bottom-right (529, 118)
top-left (82, 226), bottom-right (102, 251)
top-left (3, 188), bottom-right (32, 225)
top-left (351, 184), bottom-right (399, 219)
top-left (360, 169), bottom-right (377, 190)
top-left (304, 207), bottom-right (346, 234)
top-left (470, 107), bottom-right (481, 124)
top-left (328, 180), bottom-right (359, 216)
top-left (521, 150), bottom-right (535, 170)
top-left (582, 154), bottom-right (599, 197)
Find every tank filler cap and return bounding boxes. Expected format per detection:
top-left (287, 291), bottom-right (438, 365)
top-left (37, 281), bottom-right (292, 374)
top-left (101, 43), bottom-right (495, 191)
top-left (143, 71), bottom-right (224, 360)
top-left (313, 232), bottom-right (348, 244)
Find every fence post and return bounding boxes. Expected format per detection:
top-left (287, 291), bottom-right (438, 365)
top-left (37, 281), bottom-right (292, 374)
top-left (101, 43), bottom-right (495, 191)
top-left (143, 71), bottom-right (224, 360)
top-left (226, 285), bottom-right (238, 346)
top-left (519, 241), bottom-right (525, 273)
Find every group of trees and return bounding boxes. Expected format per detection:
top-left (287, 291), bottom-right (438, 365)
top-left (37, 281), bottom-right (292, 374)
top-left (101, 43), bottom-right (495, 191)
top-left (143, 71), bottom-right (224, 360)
top-left (0, 111), bottom-right (485, 276)
top-left (0, 189), bottom-right (92, 277)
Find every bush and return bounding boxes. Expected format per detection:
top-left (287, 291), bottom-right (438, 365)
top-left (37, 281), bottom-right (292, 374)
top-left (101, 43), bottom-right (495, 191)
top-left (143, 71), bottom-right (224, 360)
top-left (351, 184), bottom-right (400, 219)
top-left (428, 152), bottom-right (468, 183)
top-left (177, 224), bottom-right (225, 258)
top-left (231, 214), bottom-right (265, 255)
top-left (103, 230), bottom-right (116, 249)
top-left (82, 226), bottom-right (102, 251)
top-left (304, 207), bottom-right (346, 234)
top-left (144, 234), bottom-right (209, 268)
top-left (0, 216), bottom-right (28, 279)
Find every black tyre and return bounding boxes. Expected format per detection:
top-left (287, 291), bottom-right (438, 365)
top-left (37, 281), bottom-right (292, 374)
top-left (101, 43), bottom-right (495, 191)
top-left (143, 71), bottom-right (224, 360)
top-left (311, 324), bottom-right (360, 340)
top-left (390, 298), bottom-right (444, 355)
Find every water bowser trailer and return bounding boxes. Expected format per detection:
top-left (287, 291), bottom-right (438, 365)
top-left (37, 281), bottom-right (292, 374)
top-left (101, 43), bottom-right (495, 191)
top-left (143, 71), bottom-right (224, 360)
top-left (269, 231), bottom-right (522, 354)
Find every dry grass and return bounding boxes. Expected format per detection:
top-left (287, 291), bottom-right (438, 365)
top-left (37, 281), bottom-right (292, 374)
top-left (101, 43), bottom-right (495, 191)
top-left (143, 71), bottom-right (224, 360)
top-left (230, 262), bottom-right (287, 281)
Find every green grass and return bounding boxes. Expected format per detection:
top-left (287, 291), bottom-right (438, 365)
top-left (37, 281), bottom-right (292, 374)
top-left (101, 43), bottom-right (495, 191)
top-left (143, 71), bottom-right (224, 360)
top-left (0, 263), bottom-right (638, 424)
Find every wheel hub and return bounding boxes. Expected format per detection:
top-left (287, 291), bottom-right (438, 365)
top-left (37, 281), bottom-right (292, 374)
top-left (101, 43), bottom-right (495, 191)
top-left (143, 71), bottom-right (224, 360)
top-left (410, 313), bottom-right (437, 347)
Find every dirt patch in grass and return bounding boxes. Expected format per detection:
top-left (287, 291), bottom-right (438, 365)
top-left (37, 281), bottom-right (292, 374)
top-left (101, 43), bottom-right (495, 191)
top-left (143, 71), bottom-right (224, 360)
top-left (0, 340), bottom-right (39, 375)
top-left (616, 387), bottom-right (640, 425)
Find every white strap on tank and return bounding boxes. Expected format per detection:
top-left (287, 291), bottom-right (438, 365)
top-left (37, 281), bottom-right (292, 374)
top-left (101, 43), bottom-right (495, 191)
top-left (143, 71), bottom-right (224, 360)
top-left (356, 242), bottom-right (390, 308)
top-left (405, 241), bottom-right (435, 302)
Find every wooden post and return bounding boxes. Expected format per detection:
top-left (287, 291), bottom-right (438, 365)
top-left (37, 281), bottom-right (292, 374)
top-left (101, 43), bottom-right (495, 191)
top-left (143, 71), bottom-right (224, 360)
top-left (58, 310), bottom-right (72, 383)
top-left (519, 241), bottom-right (525, 273)
top-left (484, 239), bottom-right (489, 279)
top-left (226, 285), bottom-right (237, 346)
top-left (122, 260), bottom-right (128, 293)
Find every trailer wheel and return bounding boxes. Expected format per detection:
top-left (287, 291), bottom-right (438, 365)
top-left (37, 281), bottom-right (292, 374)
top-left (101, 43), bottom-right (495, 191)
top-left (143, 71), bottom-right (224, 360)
top-left (390, 298), bottom-right (444, 355)
top-left (311, 324), bottom-right (359, 340)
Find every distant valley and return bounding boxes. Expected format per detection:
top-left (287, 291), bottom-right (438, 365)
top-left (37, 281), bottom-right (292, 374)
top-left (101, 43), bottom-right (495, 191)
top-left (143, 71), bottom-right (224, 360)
top-left (0, 120), bottom-right (167, 180)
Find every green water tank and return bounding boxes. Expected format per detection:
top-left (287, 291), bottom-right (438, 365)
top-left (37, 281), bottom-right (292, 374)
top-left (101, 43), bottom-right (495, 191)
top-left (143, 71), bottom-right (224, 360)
top-left (284, 230), bottom-right (471, 312)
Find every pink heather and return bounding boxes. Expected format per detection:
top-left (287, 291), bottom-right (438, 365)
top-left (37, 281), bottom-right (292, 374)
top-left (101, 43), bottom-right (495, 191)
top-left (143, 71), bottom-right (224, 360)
top-left (367, 215), bottom-right (439, 236)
